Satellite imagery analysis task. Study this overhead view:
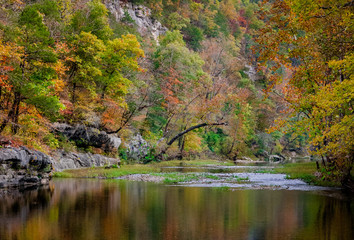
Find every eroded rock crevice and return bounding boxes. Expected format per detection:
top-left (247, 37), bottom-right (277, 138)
top-left (105, 0), bottom-right (167, 43)
top-left (0, 147), bottom-right (52, 188)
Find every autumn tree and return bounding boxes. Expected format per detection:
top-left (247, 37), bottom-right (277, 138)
top-left (64, 0), bottom-right (144, 128)
top-left (198, 35), bottom-right (264, 159)
top-left (0, 40), bottom-right (21, 131)
top-left (69, 0), bottom-right (112, 41)
top-left (256, 0), bottom-right (354, 186)
top-left (0, 3), bottom-right (63, 134)
top-left (146, 30), bottom-right (250, 159)
top-left (98, 34), bottom-right (145, 132)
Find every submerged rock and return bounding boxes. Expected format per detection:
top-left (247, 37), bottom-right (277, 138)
top-left (0, 147), bottom-right (52, 188)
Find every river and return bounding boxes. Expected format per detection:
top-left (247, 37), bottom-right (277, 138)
top-left (1, 175), bottom-right (353, 240)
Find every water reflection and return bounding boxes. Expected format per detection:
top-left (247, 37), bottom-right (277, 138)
top-left (0, 179), bottom-right (353, 240)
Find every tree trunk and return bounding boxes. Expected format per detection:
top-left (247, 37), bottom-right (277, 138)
top-left (166, 122), bottom-right (226, 146)
top-left (101, 85), bottom-right (107, 99)
top-left (11, 93), bottom-right (21, 134)
top-left (0, 92), bottom-right (21, 134)
top-left (72, 82), bottom-right (76, 108)
top-left (156, 122), bottom-right (226, 161)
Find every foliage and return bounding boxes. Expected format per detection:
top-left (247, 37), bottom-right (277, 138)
top-left (203, 128), bottom-right (227, 153)
top-left (70, 0), bottom-right (112, 41)
top-left (0, 0), bottom-right (319, 169)
top-left (255, 0), bottom-right (354, 185)
top-left (183, 24), bottom-right (204, 51)
top-left (166, 12), bottom-right (190, 30)
top-left (0, 2), bottom-right (63, 137)
top-left (0, 0), bottom-right (145, 152)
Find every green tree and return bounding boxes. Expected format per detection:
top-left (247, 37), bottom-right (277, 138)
top-left (66, 31), bottom-right (105, 117)
top-left (70, 0), bottom-right (112, 41)
top-left (183, 25), bottom-right (204, 51)
top-left (0, 4), bottom-right (62, 134)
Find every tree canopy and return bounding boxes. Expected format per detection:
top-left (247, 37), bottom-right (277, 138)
top-left (255, 0), bottom-right (354, 184)
top-left (1, 0), bottom-right (352, 186)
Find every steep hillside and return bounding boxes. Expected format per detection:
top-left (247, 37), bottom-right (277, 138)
top-left (0, 0), bottom-right (307, 162)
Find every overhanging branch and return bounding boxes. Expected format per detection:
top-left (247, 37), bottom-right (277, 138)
top-left (166, 122), bottom-right (227, 146)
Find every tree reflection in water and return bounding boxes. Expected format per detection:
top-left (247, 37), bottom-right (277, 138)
top-left (0, 179), bottom-right (353, 240)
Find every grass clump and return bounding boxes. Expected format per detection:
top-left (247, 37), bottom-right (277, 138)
top-left (54, 164), bottom-right (158, 178)
top-left (254, 169), bottom-right (276, 174)
top-left (274, 162), bottom-right (316, 176)
top-left (52, 171), bottom-right (72, 178)
top-left (204, 174), bottom-right (220, 180)
top-left (150, 172), bottom-right (222, 184)
top-left (274, 162), bottom-right (341, 187)
top-left (275, 162), bottom-right (317, 184)
top-left (156, 173), bottom-right (200, 184)
top-left (233, 175), bottom-right (249, 182)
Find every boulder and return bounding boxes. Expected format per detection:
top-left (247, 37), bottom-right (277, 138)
top-left (52, 150), bottom-right (120, 171)
top-left (126, 134), bottom-right (149, 161)
top-left (269, 155), bottom-right (285, 162)
top-left (0, 145), bottom-right (121, 188)
top-left (0, 147), bottom-right (52, 188)
top-left (0, 146), bottom-right (52, 171)
top-left (52, 123), bottom-right (121, 151)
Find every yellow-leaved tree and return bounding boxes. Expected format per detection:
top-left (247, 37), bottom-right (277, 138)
top-left (255, 0), bottom-right (353, 187)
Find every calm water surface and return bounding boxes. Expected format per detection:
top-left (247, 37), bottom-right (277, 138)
top-left (0, 178), bottom-right (353, 240)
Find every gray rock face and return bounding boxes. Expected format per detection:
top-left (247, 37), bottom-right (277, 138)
top-left (52, 123), bottom-right (121, 151)
top-left (269, 155), bottom-right (285, 162)
top-left (0, 147), bottom-right (52, 188)
top-left (105, 0), bottom-right (167, 44)
top-left (244, 64), bottom-right (259, 82)
top-left (127, 134), bottom-right (149, 161)
top-left (0, 146), bottom-right (121, 188)
top-left (52, 150), bottom-right (120, 171)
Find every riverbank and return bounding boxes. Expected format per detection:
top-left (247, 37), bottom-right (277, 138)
top-left (53, 160), bottom-right (343, 188)
top-left (53, 160), bottom-right (234, 178)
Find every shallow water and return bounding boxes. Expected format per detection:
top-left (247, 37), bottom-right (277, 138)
top-left (178, 172), bottom-right (337, 191)
top-left (0, 178), bottom-right (353, 240)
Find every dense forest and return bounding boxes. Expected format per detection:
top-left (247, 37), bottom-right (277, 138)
top-left (0, 0), bottom-right (353, 185)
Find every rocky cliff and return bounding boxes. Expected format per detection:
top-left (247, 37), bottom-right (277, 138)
top-left (104, 0), bottom-right (167, 43)
top-left (0, 146), bottom-right (121, 188)
top-left (52, 150), bottom-right (120, 171)
top-left (52, 123), bottom-right (121, 151)
top-left (0, 147), bottom-right (52, 188)
top-left (1, 122), bottom-right (122, 188)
